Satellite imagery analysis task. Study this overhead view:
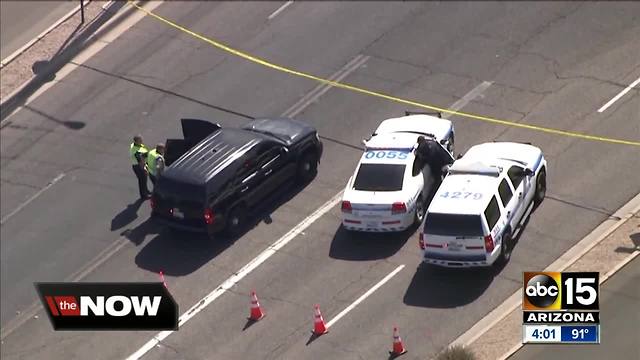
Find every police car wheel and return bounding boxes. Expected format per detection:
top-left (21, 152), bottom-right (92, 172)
top-left (500, 232), bottom-right (513, 264)
top-left (414, 196), bottom-right (425, 224)
top-left (297, 152), bottom-right (318, 183)
top-left (535, 169), bottom-right (546, 206)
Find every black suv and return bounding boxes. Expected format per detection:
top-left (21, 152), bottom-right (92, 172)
top-left (150, 118), bottom-right (323, 238)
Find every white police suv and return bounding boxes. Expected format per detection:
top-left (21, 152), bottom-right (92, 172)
top-left (341, 113), bottom-right (455, 232)
top-left (419, 142), bottom-right (547, 267)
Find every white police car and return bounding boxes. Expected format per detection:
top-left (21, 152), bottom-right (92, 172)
top-left (341, 113), bottom-right (455, 232)
top-left (419, 142), bottom-right (547, 267)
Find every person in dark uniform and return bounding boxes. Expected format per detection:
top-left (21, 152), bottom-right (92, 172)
top-left (413, 135), bottom-right (454, 184)
top-left (129, 135), bottom-right (150, 199)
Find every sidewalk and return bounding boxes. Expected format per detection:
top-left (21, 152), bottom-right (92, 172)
top-left (510, 255), bottom-right (639, 360)
top-left (464, 205), bottom-right (639, 359)
top-left (0, 1), bottom-right (77, 60)
top-left (0, 1), bottom-right (130, 121)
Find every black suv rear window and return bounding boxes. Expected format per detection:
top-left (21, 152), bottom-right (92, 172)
top-left (423, 213), bottom-right (484, 237)
top-left (353, 164), bottom-right (405, 191)
top-left (156, 177), bottom-right (206, 205)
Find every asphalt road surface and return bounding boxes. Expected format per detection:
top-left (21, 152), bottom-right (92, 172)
top-left (1, 2), bottom-right (639, 360)
top-left (511, 256), bottom-right (639, 360)
top-left (0, 1), bottom-right (78, 60)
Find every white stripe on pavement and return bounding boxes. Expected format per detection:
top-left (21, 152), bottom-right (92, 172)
top-left (1, 173), bottom-right (65, 225)
top-left (126, 192), bottom-right (344, 360)
top-left (326, 264), bottom-right (405, 328)
top-left (267, 1), bottom-right (294, 20)
top-left (282, 54), bottom-right (369, 118)
top-left (597, 76), bottom-right (640, 113)
top-left (442, 81), bottom-right (493, 119)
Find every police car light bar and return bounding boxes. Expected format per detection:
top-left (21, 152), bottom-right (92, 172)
top-left (405, 110), bottom-right (442, 118)
top-left (448, 161), bottom-right (502, 177)
top-left (364, 147), bottom-right (414, 152)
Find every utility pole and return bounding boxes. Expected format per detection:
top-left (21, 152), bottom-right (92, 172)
top-left (80, 0), bottom-right (85, 23)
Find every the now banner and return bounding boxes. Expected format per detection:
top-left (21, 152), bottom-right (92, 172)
top-left (35, 282), bottom-right (179, 331)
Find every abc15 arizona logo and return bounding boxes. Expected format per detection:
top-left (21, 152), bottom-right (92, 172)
top-left (523, 272), bottom-right (599, 311)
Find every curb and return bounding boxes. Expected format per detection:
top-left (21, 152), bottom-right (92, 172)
top-left (501, 251), bottom-right (639, 360)
top-left (0, 0), bottom-right (129, 123)
top-left (0, 1), bottom-right (92, 69)
top-left (441, 192), bottom-right (640, 358)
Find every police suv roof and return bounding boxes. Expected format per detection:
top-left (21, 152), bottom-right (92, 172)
top-left (463, 142), bottom-right (543, 170)
top-left (429, 161), bottom-right (504, 215)
top-left (163, 128), bottom-right (267, 185)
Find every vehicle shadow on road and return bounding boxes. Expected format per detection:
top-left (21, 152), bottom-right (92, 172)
top-left (133, 228), bottom-right (232, 276)
top-left (328, 223), bottom-right (418, 261)
top-left (134, 178), bottom-right (313, 276)
top-left (403, 264), bottom-right (497, 308)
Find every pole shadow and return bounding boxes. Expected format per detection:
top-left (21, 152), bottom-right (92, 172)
top-left (1, 0), bottom-right (128, 121)
top-left (615, 231), bottom-right (640, 254)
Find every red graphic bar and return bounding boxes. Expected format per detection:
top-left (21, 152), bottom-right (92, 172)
top-left (45, 296), bottom-right (60, 316)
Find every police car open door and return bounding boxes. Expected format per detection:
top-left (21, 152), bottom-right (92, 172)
top-left (164, 119), bottom-right (221, 166)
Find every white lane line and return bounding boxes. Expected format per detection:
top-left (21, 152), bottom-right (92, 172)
top-left (0, 173), bottom-right (65, 225)
top-left (126, 192), bottom-right (344, 360)
top-left (597, 76), bottom-right (640, 113)
top-left (1, 236), bottom-right (129, 340)
top-left (128, 79), bottom-right (494, 359)
top-left (282, 54), bottom-right (370, 118)
top-left (267, 1), bottom-right (294, 20)
top-left (449, 191), bottom-right (640, 349)
top-left (442, 81), bottom-right (493, 119)
top-left (325, 264), bottom-right (405, 328)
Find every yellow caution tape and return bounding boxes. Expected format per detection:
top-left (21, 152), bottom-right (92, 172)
top-left (127, 1), bottom-right (640, 147)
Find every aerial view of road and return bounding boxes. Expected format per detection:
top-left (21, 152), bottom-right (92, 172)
top-left (1, 1), bottom-right (638, 360)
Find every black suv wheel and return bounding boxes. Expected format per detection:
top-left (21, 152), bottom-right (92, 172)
top-left (297, 152), bottom-right (318, 183)
top-left (225, 204), bottom-right (246, 237)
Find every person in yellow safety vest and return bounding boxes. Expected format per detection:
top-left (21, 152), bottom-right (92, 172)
top-left (130, 134), bottom-right (150, 200)
top-left (146, 143), bottom-right (166, 186)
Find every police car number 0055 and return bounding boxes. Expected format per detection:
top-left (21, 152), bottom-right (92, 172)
top-left (364, 150), bottom-right (409, 160)
top-left (440, 191), bottom-right (482, 200)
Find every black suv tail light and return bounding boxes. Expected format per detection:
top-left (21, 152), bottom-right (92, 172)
top-left (204, 208), bottom-right (215, 224)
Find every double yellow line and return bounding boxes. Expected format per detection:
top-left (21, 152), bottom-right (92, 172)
top-left (127, 1), bottom-right (640, 147)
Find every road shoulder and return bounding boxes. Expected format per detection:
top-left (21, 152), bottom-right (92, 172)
top-left (463, 199), bottom-right (639, 360)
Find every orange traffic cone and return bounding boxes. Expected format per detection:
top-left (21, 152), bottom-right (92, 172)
top-left (389, 326), bottom-right (407, 356)
top-left (248, 291), bottom-right (265, 321)
top-left (312, 304), bottom-right (328, 335)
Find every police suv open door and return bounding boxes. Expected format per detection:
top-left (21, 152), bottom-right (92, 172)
top-left (164, 119), bottom-right (221, 166)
